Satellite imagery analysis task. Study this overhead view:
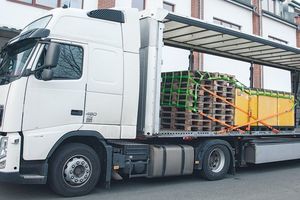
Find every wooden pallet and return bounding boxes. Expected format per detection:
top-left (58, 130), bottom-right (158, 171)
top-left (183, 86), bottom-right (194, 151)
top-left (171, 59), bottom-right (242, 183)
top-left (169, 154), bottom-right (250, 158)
top-left (161, 70), bottom-right (237, 132)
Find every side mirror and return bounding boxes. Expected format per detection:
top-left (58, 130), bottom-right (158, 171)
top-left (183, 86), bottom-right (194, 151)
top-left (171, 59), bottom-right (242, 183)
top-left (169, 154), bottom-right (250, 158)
top-left (41, 68), bottom-right (53, 81)
top-left (44, 42), bottom-right (60, 68)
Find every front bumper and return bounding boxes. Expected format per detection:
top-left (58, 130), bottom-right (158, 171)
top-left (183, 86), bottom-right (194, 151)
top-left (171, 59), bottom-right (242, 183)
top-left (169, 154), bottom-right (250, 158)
top-left (0, 133), bottom-right (48, 184)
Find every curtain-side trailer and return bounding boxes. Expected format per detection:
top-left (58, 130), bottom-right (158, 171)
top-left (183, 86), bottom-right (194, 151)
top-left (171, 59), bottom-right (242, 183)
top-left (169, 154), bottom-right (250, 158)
top-left (0, 7), bottom-right (299, 197)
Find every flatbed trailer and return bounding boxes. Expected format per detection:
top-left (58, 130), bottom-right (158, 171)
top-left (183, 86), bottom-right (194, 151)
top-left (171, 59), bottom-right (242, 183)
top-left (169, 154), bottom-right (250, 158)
top-left (0, 7), bottom-right (299, 197)
top-left (138, 9), bottom-right (300, 138)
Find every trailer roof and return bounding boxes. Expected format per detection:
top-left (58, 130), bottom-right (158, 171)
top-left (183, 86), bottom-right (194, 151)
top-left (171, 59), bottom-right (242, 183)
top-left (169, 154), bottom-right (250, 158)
top-left (163, 13), bottom-right (300, 71)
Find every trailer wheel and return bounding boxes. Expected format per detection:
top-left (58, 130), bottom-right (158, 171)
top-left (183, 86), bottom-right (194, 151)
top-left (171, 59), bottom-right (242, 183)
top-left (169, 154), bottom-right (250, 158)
top-left (201, 144), bottom-right (230, 181)
top-left (48, 143), bottom-right (101, 197)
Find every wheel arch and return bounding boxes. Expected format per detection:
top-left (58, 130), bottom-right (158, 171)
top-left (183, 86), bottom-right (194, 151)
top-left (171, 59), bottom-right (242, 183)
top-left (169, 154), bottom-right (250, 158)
top-left (47, 130), bottom-right (106, 159)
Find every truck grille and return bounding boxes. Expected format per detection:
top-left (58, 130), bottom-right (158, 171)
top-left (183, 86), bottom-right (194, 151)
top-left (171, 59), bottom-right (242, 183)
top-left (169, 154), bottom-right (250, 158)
top-left (0, 105), bottom-right (3, 127)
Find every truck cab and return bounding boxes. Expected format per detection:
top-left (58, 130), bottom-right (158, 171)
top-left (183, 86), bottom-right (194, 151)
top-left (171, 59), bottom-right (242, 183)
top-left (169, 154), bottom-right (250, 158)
top-left (0, 7), bottom-right (141, 194)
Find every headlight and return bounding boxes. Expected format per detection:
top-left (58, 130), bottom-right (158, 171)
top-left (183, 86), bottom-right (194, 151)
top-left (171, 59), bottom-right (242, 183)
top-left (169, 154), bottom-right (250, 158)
top-left (0, 137), bottom-right (8, 160)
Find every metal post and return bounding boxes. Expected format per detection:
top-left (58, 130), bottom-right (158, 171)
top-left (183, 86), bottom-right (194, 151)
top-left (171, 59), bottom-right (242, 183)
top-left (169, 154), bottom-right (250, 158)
top-left (291, 70), bottom-right (300, 128)
top-left (250, 62), bottom-right (254, 88)
top-left (189, 50), bottom-right (194, 71)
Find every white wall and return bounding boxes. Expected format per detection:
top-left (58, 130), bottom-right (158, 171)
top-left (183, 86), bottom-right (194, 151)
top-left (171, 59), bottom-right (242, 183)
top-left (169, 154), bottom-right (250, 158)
top-left (115, 0), bottom-right (163, 9)
top-left (204, 0), bottom-right (253, 33)
top-left (0, 0), bottom-right (98, 29)
top-left (161, 0), bottom-right (191, 72)
top-left (83, 0), bottom-right (98, 10)
top-left (115, 0), bottom-right (131, 8)
top-left (163, 0), bottom-right (191, 15)
top-left (203, 0), bottom-right (253, 86)
top-left (162, 46), bottom-right (190, 72)
top-left (262, 16), bottom-right (297, 92)
top-left (146, 0), bottom-right (163, 10)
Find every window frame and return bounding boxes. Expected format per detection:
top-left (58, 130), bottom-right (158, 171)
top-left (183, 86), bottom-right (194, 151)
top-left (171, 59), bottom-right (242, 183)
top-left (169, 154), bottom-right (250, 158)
top-left (163, 1), bottom-right (175, 12)
top-left (262, 0), bottom-right (276, 13)
top-left (7, 0), bottom-right (84, 10)
top-left (35, 42), bottom-right (84, 81)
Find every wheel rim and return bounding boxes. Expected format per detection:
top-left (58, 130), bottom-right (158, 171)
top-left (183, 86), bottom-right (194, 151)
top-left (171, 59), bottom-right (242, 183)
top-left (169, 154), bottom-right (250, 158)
top-left (62, 155), bottom-right (92, 188)
top-left (208, 148), bottom-right (225, 173)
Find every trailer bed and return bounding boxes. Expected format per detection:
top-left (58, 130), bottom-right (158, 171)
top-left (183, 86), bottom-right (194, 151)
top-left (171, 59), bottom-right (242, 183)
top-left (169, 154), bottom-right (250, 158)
top-left (156, 130), bottom-right (300, 138)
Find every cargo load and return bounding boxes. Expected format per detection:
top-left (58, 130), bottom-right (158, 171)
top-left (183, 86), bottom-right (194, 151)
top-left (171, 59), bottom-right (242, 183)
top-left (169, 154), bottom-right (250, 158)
top-left (235, 88), bottom-right (295, 131)
top-left (160, 70), bottom-right (295, 133)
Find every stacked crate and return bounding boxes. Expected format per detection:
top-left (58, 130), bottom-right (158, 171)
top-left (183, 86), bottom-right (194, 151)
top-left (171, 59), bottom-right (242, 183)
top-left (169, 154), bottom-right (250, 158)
top-left (199, 74), bottom-right (235, 131)
top-left (160, 70), bottom-right (235, 132)
top-left (160, 71), bottom-right (210, 131)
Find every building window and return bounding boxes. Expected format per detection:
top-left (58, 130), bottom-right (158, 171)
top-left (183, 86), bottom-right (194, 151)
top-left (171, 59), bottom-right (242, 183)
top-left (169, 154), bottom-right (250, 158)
top-left (268, 35), bottom-right (288, 45)
top-left (262, 0), bottom-right (276, 13)
top-left (9, 0), bottom-right (83, 9)
top-left (132, 0), bottom-right (145, 11)
top-left (36, 0), bottom-right (57, 8)
top-left (163, 1), bottom-right (175, 12)
top-left (213, 18), bottom-right (241, 30)
top-left (262, 0), bottom-right (285, 15)
top-left (294, 7), bottom-right (300, 15)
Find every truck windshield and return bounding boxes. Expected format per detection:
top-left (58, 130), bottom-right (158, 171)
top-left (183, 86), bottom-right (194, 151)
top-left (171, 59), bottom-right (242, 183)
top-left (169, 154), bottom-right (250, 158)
top-left (0, 40), bottom-right (37, 85)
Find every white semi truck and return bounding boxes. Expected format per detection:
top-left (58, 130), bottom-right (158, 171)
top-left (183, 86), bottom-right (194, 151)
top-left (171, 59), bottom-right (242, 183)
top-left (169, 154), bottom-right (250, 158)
top-left (0, 7), bottom-right (300, 197)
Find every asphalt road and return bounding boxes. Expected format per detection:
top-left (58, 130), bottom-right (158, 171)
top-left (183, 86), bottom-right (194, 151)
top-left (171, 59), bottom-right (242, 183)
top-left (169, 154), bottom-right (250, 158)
top-left (1, 160), bottom-right (300, 200)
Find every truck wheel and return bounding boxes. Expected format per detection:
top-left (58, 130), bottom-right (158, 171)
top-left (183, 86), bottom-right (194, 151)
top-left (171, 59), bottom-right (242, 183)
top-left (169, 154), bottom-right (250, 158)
top-left (201, 145), bottom-right (230, 181)
top-left (48, 143), bottom-right (101, 197)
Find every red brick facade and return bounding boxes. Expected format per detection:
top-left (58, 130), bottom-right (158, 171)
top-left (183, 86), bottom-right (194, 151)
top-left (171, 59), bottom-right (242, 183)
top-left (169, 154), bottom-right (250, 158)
top-left (191, 0), bottom-right (200, 18)
top-left (252, 0), bottom-right (262, 88)
top-left (98, 0), bottom-right (115, 9)
top-left (191, 0), bottom-right (203, 71)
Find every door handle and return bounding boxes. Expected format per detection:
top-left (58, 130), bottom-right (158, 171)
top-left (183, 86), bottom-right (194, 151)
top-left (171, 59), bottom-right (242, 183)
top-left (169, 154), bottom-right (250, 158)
top-left (71, 110), bottom-right (83, 116)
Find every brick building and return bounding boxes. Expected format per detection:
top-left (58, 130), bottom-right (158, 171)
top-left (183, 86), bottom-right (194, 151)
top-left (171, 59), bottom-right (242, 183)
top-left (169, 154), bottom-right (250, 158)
top-left (0, 0), bottom-right (300, 91)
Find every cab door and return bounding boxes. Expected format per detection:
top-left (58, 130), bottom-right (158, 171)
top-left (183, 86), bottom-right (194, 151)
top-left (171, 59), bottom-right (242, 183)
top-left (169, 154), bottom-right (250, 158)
top-left (22, 42), bottom-right (87, 160)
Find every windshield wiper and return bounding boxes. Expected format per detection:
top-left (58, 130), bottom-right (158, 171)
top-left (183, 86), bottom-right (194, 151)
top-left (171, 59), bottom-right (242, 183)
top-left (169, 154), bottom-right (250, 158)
top-left (0, 74), bottom-right (19, 78)
top-left (3, 74), bottom-right (18, 77)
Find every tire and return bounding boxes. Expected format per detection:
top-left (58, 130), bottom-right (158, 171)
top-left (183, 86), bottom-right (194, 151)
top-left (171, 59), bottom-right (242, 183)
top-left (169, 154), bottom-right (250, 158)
top-left (200, 144), bottom-right (230, 181)
top-left (48, 143), bottom-right (101, 197)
